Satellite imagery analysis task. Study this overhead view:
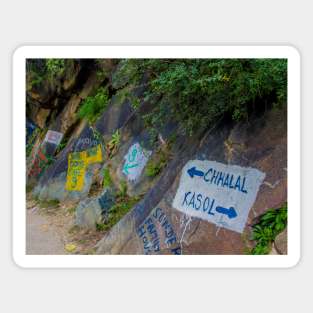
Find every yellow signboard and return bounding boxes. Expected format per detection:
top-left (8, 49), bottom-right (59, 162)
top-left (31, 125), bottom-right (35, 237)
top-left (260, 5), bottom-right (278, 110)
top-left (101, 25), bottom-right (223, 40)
top-left (65, 151), bottom-right (87, 191)
top-left (86, 144), bottom-right (102, 165)
top-left (65, 144), bottom-right (103, 191)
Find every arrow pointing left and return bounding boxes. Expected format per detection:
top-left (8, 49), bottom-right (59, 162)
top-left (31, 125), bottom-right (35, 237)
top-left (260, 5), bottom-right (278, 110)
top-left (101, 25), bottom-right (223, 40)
top-left (123, 162), bottom-right (139, 175)
top-left (187, 166), bottom-right (204, 178)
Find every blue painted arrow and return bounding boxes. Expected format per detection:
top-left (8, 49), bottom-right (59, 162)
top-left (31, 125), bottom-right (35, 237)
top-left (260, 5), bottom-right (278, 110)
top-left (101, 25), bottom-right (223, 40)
top-left (187, 166), bottom-right (204, 178)
top-left (215, 206), bottom-right (238, 219)
top-left (123, 162), bottom-right (139, 175)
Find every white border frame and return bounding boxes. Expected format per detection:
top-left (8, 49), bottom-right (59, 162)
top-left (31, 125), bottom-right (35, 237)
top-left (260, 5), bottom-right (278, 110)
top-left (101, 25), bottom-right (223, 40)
top-left (13, 45), bottom-right (300, 268)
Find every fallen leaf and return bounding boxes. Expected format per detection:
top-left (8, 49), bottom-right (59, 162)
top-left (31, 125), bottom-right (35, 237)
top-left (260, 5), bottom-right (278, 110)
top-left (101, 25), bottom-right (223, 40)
top-left (65, 243), bottom-right (77, 253)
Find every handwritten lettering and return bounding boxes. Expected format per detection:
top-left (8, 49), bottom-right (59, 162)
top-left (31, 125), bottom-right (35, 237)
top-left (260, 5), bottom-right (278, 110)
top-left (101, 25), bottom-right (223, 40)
top-left (122, 143), bottom-right (152, 181)
top-left (137, 207), bottom-right (181, 255)
top-left (173, 160), bottom-right (266, 233)
top-left (65, 144), bottom-right (103, 191)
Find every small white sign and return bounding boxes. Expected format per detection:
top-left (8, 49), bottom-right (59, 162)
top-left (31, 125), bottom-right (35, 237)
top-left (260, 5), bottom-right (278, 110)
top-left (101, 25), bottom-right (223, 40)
top-left (44, 130), bottom-right (63, 145)
top-left (122, 142), bottom-right (152, 181)
top-left (172, 160), bottom-right (265, 233)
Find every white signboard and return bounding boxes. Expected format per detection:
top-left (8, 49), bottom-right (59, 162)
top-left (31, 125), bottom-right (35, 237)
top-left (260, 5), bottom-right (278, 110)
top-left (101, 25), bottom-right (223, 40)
top-left (122, 142), bottom-right (152, 181)
top-left (172, 160), bottom-right (265, 233)
top-left (44, 130), bottom-right (63, 145)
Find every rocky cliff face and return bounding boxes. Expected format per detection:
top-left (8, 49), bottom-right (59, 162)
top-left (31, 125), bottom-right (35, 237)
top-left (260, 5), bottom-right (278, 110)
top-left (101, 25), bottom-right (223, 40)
top-left (26, 59), bottom-right (287, 255)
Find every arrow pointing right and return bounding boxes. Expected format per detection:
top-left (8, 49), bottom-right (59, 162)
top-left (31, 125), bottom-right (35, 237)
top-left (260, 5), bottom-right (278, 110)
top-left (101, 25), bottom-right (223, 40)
top-left (215, 206), bottom-right (238, 219)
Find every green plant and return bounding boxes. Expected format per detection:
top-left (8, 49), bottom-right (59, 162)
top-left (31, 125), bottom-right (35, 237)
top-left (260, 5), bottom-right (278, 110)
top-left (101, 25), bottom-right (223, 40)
top-left (46, 59), bottom-right (65, 77)
top-left (106, 129), bottom-right (121, 158)
top-left (112, 59), bottom-right (287, 136)
top-left (32, 194), bottom-right (39, 202)
top-left (55, 136), bottom-right (69, 155)
top-left (117, 180), bottom-right (128, 198)
top-left (66, 206), bottom-right (77, 215)
top-left (77, 86), bottom-right (109, 123)
top-left (45, 154), bottom-right (55, 168)
top-left (26, 128), bottom-right (40, 157)
top-left (96, 193), bottom-right (141, 232)
top-left (26, 143), bottom-right (34, 158)
top-left (146, 161), bottom-right (163, 177)
top-left (95, 179), bottom-right (141, 232)
top-left (96, 222), bottom-right (107, 231)
top-left (26, 59), bottom-right (46, 89)
top-left (95, 59), bottom-right (112, 80)
top-left (131, 97), bottom-right (141, 110)
top-left (145, 144), bottom-right (171, 177)
top-left (91, 128), bottom-right (103, 143)
top-left (249, 203), bottom-right (287, 255)
top-left (111, 130), bottom-right (121, 146)
top-left (26, 185), bottom-right (33, 193)
top-left (102, 167), bottom-right (113, 188)
top-left (56, 141), bottom-right (66, 153)
top-left (145, 152), bottom-right (167, 177)
top-left (38, 198), bottom-right (60, 208)
top-left (96, 67), bottom-right (108, 81)
top-left (26, 59), bottom-right (65, 90)
top-left (28, 72), bottom-right (44, 89)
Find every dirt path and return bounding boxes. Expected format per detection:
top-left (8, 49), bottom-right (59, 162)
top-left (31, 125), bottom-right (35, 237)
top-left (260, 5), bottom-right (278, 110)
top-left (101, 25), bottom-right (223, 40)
top-left (26, 207), bottom-right (66, 255)
top-left (26, 198), bottom-right (106, 255)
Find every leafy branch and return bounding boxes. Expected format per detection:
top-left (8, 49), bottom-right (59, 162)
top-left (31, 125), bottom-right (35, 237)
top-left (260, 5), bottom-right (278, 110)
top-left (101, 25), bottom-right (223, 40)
top-left (249, 203), bottom-right (287, 255)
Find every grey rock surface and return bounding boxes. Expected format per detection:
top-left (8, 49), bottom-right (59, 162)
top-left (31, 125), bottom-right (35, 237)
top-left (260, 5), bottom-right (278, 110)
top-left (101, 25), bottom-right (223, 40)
top-left (76, 189), bottom-right (115, 228)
